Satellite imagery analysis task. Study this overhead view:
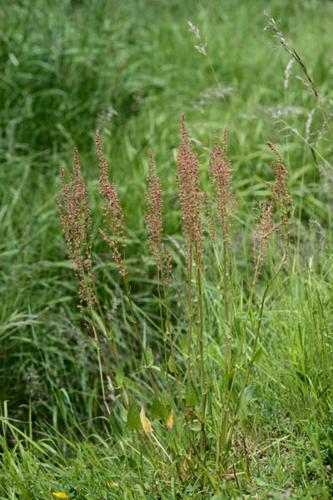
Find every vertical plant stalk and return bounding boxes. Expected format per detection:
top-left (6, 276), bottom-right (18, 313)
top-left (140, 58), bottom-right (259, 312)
top-left (96, 134), bottom-right (158, 395)
top-left (96, 133), bottom-right (134, 351)
top-left (144, 151), bottom-right (178, 392)
top-left (145, 150), bottom-right (165, 344)
top-left (247, 200), bottom-right (274, 313)
top-left (209, 131), bottom-right (235, 376)
top-left (176, 114), bottom-right (206, 457)
top-left (195, 241), bottom-right (206, 456)
top-left (241, 143), bottom-right (293, 401)
top-left (176, 115), bottom-right (203, 375)
top-left (57, 147), bottom-right (110, 415)
top-left (209, 132), bottom-right (236, 466)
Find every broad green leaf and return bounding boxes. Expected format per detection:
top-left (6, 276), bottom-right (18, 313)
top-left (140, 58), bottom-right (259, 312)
top-left (185, 382), bottom-right (197, 407)
top-left (127, 403), bottom-right (140, 430)
top-left (252, 347), bottom-right (263, 364)
top-left (151, 399), bottom-right (167, 420)
top-left (167, 355), bottom-right (177, 374)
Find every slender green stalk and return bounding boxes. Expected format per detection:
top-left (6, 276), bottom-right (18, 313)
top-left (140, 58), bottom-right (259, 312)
top-left (186, 243), bottom-right (195, 383)
top-left (195, 242), bottom-right (206, 459)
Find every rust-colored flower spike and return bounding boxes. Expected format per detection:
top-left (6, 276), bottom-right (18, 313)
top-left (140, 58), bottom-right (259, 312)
top-left (253, 200), bottom-right (274, 270)
top-left (176, 114), bottom-right (203, 249)
top-left (57, 147), bottom-right (95, 312)
top-left (202, 192), bottom-right (216, 241)
top-left (267, 142), bottom-right (293, 234)
top-left (145, 149), bottom-right (164, 271)
top-left (96, 133), bottom-right (127, 277)
top-left (209, 129), bottom-right (236, 243)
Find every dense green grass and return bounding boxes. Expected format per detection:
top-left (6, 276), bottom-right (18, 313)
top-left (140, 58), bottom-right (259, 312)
top-left (1, 0), bottom-right (333, 497)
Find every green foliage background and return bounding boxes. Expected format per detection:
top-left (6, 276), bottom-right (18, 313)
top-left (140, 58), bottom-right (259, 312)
top-left (1, 0), bottom-right (333, 497)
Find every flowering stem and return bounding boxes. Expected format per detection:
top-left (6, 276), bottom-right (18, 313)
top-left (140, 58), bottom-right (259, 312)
top-left (123, 276), bottom-right (159, 396)
top-left (195, 243), bottom-right (206, 458)
top-left (91, 321), bottom-right (110, 415)
top-left (186, 243), bottom-right (195, 383)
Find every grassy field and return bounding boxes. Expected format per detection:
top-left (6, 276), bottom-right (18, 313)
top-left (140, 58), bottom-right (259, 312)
top-left (1, 0), bottom-right (333, 498)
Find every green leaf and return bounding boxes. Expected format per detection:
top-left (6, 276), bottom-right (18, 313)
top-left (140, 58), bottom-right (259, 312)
top-left (115, 367), bottom-right (125, 387)
top-left (238, 384), bottom-right (256, 423)
top-left (151, 399), bottom-right (168, 420)
top-left (167, 355), bottom-right (177, 374)
top-left (127, 403), bottom-right (140, 430)
top-left (185, 382), bottom-right (197, 407)
top-left (252, 347), bottom-right (263, 364)
top-left (189, 422), bottom-right (201, 432)
top-left (145, 348), bottom-right (154, 367)
top-left (296, 371), bottom-right (310, 385)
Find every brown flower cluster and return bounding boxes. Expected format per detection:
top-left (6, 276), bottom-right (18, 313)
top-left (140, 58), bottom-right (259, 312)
top-left (176, 114), bottom-right (203, 250)
top-left (209, 129), bottom-right (236, 242)
top-left (253, 143), bottom-right (292, 268)
top-left (145, 149), bottom-right (164, 271)
top-left (268, 142), bottom-right (293, 233)
top-left (96, 133), bottom-right (127, 277)
top-left (253, 200), bottom-right (274, 269)
top-left (57, 147), bottom-right (95, 311)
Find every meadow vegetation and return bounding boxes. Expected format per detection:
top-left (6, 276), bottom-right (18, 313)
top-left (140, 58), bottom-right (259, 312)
top-left (1, 0), bottom-right (333, 498)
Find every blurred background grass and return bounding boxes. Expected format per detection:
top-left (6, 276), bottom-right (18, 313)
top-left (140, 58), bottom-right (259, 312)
top-left (1, 0), bottom-right (333, 417)
top-left (1, 0), bottom-right (333, 495)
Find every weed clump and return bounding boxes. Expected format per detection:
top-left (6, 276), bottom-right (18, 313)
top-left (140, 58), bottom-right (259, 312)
top-left (57, 117), bottom-right (297, 487)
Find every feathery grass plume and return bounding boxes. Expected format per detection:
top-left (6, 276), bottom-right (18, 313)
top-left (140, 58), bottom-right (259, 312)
top-left (265, 13), bottom-right (333, 148)
top-left (176, 114), bottom-right (203, 252)
top-left (209, 129), bottom-right (236, 243)
top-left (145, 149), bottom-right (164, 272)
top-left (96, 133), bottom-right (127, 277)
top-left (305, 108), bottom-right (315, 143)
top-left (268, 142), bottom-right (293, 237)
top-left (264, 13), bottom-right (319, 98)
top-left (252, 200), bottom-right (274, 271)
top-left (57, 147), bottom-right (95, 312)
top-left (188, 20), bottom-right (207, 56)
top-left (284, 58), bottom-right (295, 90)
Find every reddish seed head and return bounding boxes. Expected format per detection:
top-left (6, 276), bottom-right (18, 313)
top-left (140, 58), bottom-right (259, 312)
top-left (145, 149), bottom-right (164, 271)
top-left (253, 200), bottom-right (274, 270)
top-left (176, 114), bottom-right (203, 250)
top-left (209, 130), bottom-right (235, 243)
top-left (268, 142), bottom-right (293, 235)
top-left (96, 133), bottom-right (127, 277)
top-left (57, 148), bottom-right (95, 312)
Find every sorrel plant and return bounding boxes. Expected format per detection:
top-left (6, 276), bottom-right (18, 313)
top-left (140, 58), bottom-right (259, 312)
top-left (57, 116), bottom-right (293, 483)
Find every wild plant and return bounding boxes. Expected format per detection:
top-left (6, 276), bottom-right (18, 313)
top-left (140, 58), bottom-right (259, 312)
top-left (57, 148), bottom-right (111, 415)
top-left (57, 118), bottom-right (293, 488)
